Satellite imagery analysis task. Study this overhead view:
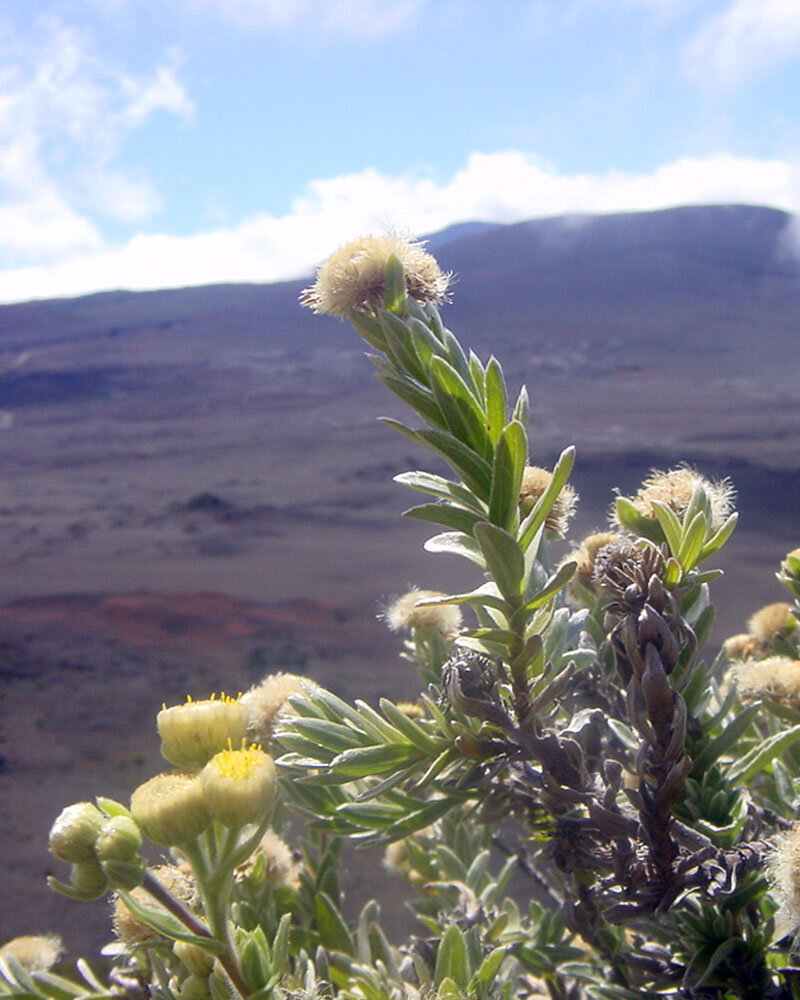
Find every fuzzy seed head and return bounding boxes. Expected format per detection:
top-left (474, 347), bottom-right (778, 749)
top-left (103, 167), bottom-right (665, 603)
top-left (747, 602), bottom-right (797, 643)
top-left (767, 825), bottom-right (800, 938)
top-left (615, 465), bottom-right (734, 533)
top-left (383, 588), bottom-right (462, 636)
top-left (0, 935), bottom-right (63, 972)
top-left (730, 656), bottom-right (800, 707)
top-left (112, 864), bottom-right (197, 946)
top-left (240, 672), bottom-right (317, 746)
top-left (237, 830), bottom-right (300, 888)
top-left (130, 772), bottom-right (211, 846)
top-left (201, 746), bottom-right (276, 827)
top-left (157, 694), bottom-right (248, 769)
top-left (723, 632), bottom-right (767, 662)
top-left (300, 234), bottom-right (451, 317)
top-left (519, 466), bottom-right (578, 537)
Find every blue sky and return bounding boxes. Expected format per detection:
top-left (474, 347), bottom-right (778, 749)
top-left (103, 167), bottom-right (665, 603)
top-left (1, 0), bottom-right (799, 301)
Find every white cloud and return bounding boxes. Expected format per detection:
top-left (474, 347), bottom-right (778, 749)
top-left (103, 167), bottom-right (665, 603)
top-left (685, 0), bottom-right (800, 87)
top-left (0, 19), bottom-right (193, 257)
top-left (181, 0), bottom-right (425, 35)
top-left (0, 150), bottom-right (797, 303)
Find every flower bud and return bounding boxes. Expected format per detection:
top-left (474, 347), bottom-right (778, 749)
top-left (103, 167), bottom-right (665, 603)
top-left (95, 815), bottom-right (143, 862)
top-left (158, 695), bottom-right (248, 768)
top-left (102, 858), bottom-right (146, 892)
top-left (201, 746), bottom-right (275, 828)
top-left (49, 802), bottom-right (104, 862)
top-left (131, 772), bottom-right (211, 846)
top-left (70, 859), bottom-right (108, 899)
top-left (174, 940), bottom-right (215, 976)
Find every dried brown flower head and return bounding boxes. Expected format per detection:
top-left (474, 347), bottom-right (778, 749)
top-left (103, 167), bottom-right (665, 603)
top-left (730, 656), bottom-right (800, 707)
top-left (300, 234), bottom-right (450, 317)
top-left (563, 531), bottom-right (623, 602)
top-left (240, 672), bottom-right (317, 746)
top-left (519, 466), bottom-right (578, 536)
top-left (747, 602), bottom-right (797, 643)
top-left (615, 465), bottom-right (734, 533)
top-left (383, 588), bottom-right (462, 636)
top-left (0, 934), bottom-right (63, 971)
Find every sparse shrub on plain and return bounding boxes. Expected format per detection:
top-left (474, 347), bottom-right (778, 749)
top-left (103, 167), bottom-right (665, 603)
top-left (5, 237), bottom-right (800, 1000)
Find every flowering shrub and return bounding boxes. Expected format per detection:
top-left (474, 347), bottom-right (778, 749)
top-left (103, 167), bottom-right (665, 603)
top-left (5, 235), bottom-right (800, 1000)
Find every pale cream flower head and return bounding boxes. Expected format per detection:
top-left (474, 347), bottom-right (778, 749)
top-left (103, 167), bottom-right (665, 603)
top-left (383, 588), bottom-right (462, 636)
top-left (300, 234), bottom-right (451, 317)
top-left (730, 656), bottom-right (800, 707)
top-left (723, 632), bottom-right (767, 662)
top-left (201, 745), bottom-right (276, 827)
top-left (747, 602), bottom-right (798, 643)
top-left (130, 772), bottom-right (211, 846)
top-left (519, 466), bottom-right (578, 537)
top-left (767, 825), bottom-right (800, 939)
top-left (563, 531), bottom-right (623, 599)
top-left (240, 672), bottom-right (318, 746)
top-left (0, 934), bottom-right (63, 972)
top-left (615, 465), bottom-right (734, 534)
top-left (157, 694), bottom-right (248, 769)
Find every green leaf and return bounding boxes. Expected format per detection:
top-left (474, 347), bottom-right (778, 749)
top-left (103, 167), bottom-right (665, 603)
top-left (471, 947), bottom-right (507, 988)
top-left (474, 521), bottom-right (526, 603)
top-left (683, 939), bottom-right (737, 990)
top-left (519, 446), bottom-right (575, 549)
top-left (383, 254), bottom-right (407, 316)
top-left (315, 892), bottom-right (355, 954)
top-left (414, 427), bottom-right (493, 499)
top-left (677, 509), bottom-right (708, 571)
top-left (612, 496), bottom-right (664, 542)
top-left (690, 702), bottom-right (761, 776)
top-left (429, 356), bottom-right (491, 457)
top-left (513, 385), bottom-right (529, 427)
top-left (413, 584), bottom-right (509, 616)
top-left (290, 718), bottom-right (372, 754)
top-left (357, 797), bottom-right (458, 846)
top-left (424, 531), bottom-right (486, 568)
top-left (488, 420), bottom-right (527, 532)
top-left (394, 470), bottom-right (487, 513)
top-left (349, 309), bottom-right (388, 352)
top-left (517, 560), bottom-right (576, 616)
top-left (379, 698), bottom-right (443, 754)
top-left (403, 502), bottom-right (485, 534)
top-left (697, 512), bottom-right (738, 563)
top-left (725, 723), bottom-right (800, 783)
top-left (329, 743), bottom-right (420, 778)
top-left (116, 890), bottom-right (223, 950)
top-left (434, 926), bottom-right (469, 990)
top-left (484, 357), bottom-right (508, 445)
top-left (377, 374), bottom-right (446, 428)
top-left (650, 500), bottom-right (683, 558)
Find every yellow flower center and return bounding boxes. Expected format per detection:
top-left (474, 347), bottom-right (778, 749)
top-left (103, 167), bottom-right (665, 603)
top-left (210, 745), bottom-right (266, 781)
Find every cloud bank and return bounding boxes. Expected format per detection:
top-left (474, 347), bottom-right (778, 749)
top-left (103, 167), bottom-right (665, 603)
top-left (1, 150), bottom-right (798, 303)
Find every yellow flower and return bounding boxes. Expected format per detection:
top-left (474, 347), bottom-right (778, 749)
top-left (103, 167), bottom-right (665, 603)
top-left (614, 465), bottom-right (734, 534)
top-left (157, 694), bottom-right (248, 768)
top-left (383, 588), bottom-right (462, 636)
top-left (201, 745), bottom-right (276, 828)
top-left (300, 234), bottom-right (450, 317)
top-left (130, 772), bottom-right (211, 846)
top-left (240, 673), bottom-right (316, 746)
top-left (48, 802), bottom-right (104, 863)
top-left (519, 466), bottom-right (578, 537)
top-left (0, 935), bottom-right (63, 972)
